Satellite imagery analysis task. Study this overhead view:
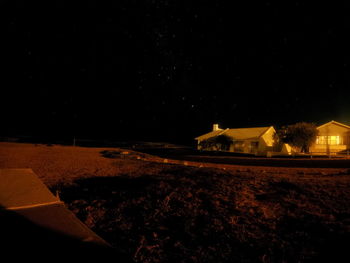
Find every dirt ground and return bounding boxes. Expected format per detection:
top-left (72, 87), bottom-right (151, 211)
top-left (1, 142), bottom-right (350, 262)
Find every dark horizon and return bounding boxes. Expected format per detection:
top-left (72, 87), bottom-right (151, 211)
top-left (1, 2), bottom-right (347, 144)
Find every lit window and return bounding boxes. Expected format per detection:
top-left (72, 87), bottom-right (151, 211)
top-left (316, 136), bottom-right (340, 145)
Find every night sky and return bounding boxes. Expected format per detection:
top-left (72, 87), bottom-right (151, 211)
top-left (1, 2), bottom-right (348, 144)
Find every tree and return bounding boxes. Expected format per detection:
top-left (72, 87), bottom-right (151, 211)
top-left (199, 134), bottom-right (233, 151)
top-left (275, 122), bottom-right (318, 153)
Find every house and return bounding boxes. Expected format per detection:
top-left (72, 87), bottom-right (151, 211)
top-left (195, 124), bottom-right (276, 156)
top-left (310, 120), bottom-right (350, 155)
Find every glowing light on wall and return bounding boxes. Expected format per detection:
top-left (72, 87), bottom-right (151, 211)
top-left (316, 136), bottom-right (340, 145)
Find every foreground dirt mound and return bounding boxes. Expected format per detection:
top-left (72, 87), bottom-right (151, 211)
top-left (1, 142), bottom-right (350, 262)
top-left (59, 165), bottom-right (350, 263)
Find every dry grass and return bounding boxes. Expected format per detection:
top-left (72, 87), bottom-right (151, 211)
top-left (1, 142), bottom-right (350, 262)
top-left (0, 142), bottom-right (154, 187)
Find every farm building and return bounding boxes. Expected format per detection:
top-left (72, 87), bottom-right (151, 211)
top-left (310, 120), bottom-right (350, 155)
top-left (195, 124), bottom-right (276, 156)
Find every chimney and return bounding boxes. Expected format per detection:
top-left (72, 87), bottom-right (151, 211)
top-left (213, 124), bottom-right (220, 131)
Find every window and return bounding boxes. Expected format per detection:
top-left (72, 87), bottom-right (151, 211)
top-left (316, 136), bottom-right (341, 145)
top-left (234, 141), bottom-right (244, 152)
top-left (251, 142), bottom-right (259, 148)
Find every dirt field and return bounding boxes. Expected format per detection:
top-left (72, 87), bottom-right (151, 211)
top-left (1, 142), bottom-right (350, 262)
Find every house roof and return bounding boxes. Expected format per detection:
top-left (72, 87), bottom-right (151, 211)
top-left (195, 129), bottom-right (226, 141)
top-left (223, 127), bottom-right (272, 140)
top-left (317, 120), bottom-right (350, 130)
top-left (195, 126), bottom-right (272, 141)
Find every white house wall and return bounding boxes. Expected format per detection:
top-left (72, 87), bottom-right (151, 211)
top-left (261, 127), bottom-right (276, 147)
top-left (310, 122), bottom-right (350, 154)
top-left (257, 127), bottom-right (276, 155)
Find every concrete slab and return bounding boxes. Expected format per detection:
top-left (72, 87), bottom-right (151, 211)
top-left (0, 169), bottom-right (59, 209)
top-left (0, 169), bottom-right (110, 248)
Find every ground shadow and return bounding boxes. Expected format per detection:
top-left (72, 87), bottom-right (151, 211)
top-left (100, 150), bottom-right (122, 158)
top-left (60, 175), bottom-right (162, 202)
top-left (57, 173), bottom-right (350, 262)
